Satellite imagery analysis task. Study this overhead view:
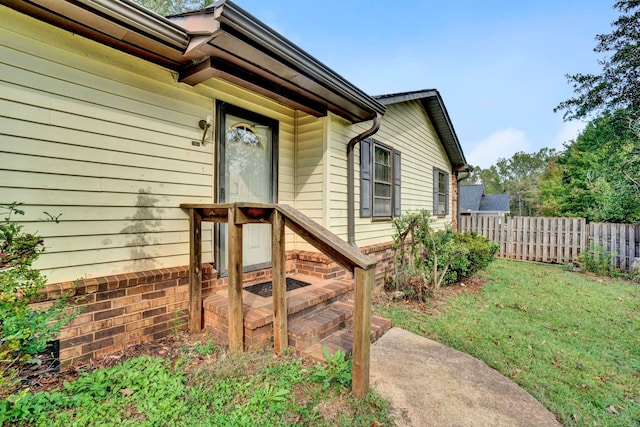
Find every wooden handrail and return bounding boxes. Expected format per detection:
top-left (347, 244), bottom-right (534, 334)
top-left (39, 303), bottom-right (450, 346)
top-left (180, 202), bottom-right (376, 397)
top-left (275, 204), bottom-right (376, 272)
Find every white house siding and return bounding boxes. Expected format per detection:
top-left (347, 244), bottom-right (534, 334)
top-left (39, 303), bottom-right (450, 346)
top-left (326, 113), bottom-right (354, 239)
top-left (327, 102), bottom-right (454, 247)
top-left (0, 7), bottom-right (301, 283)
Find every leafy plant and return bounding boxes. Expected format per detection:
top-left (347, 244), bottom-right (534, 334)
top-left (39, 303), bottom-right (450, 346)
top-left (577, 243), bottom-right (619, 276)
top-left (309, 348), bottom-right (352, 389)
top-left (0, 345), bottom-right (393, 426)
top-left (390, 210), bottom-right (499, 300)
top-left (0, 203), bottom-right (76, 397)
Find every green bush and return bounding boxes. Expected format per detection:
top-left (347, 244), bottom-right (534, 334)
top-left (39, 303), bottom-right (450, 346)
top-left (451, 232), bottom-right (500, 279)
top-left (577, 243), bottom-right (619, 276)
top-left (390, 211), bottom-right (499, 300)
top-left (0, 203), bottom-right (76, 397)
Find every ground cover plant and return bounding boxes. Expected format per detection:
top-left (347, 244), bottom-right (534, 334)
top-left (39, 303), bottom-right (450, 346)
top-left (375, 258), bottom-right (640, 427)
top-left (0, 332), bottom-right (393, 426)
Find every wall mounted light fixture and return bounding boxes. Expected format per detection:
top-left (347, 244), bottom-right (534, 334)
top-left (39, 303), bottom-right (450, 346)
top-left (198, 115), bottom-right (213, 145)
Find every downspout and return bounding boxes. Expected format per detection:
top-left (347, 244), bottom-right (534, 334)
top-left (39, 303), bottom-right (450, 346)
top-left (347, 113), bottom-right (382, 247)
top-left (454, 164), bottom-right (473, 231)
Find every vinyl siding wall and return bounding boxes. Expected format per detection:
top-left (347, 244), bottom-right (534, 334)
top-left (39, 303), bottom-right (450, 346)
top-left (0, 7), bottom-right (297, 284)
top-left (294, 113), bottom-right (326, 250)
top-left (328, 101), bottom-right (454, 247)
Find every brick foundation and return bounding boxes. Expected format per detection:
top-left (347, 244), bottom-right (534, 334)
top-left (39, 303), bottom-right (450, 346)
top-left (40, 241), bottom-right (397, 369)
top-left (42, 265), bottom-right (215, 369)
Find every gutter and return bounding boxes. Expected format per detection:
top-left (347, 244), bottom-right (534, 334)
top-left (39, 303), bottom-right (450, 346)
top-left (347, 113), bottom-right (382, 247)
top-left (96, 0), bottom-right (189, 49)
top-left (454, 164), bottom-right (473, 232)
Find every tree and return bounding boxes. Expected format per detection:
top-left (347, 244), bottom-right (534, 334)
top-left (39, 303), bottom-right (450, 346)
top-left (539, 108), bottom-right (640, 223)
top-left (132, 0), bottom-right (212, 16)
top-left (555, 1), bottom-right (640, 120)
top-left (471, 148), bottom-right (557, 216)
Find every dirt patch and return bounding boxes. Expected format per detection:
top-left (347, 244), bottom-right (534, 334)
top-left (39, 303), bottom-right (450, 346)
top-left (19, 330), bottom-right (224, 394)
top-left (374, 275), bottom-right (487, 317)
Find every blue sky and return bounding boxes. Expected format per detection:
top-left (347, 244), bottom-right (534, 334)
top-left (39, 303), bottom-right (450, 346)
top-left (233, 0), bottom-right (618, 168)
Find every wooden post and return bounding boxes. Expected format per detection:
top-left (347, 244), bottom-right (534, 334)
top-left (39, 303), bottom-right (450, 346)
top-left (188, 208), bottom-right (202, 332)
top-left (352, 266), bottom-right (374, 398)
top-left (271, 210), bottom-right (288, 353)
top-left (227, 207), bottom-right (244, 353)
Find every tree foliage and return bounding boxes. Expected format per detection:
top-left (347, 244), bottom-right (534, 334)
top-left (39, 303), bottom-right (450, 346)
top-left (555, 1), bottom-right (640, 120)
top-left (470, 148), bottom-right (557, 216)
top-left (1, 204), bottom-right (77, 396)
top-left (539, 108), bottom-right (640, 223)
top-left (132, 0), bottom-right (213, 16)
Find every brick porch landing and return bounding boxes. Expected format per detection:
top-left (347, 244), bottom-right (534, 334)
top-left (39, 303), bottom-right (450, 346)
top-left (203, 274), bottom-right (391, 360)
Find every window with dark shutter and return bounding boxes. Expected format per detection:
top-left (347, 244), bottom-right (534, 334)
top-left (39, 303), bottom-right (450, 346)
top-left (433, 167), bottom-right (449, 216)
top-left (373, 144), bottom-right (392, 217)
top-left (361, 139), bottom-right (401, 219)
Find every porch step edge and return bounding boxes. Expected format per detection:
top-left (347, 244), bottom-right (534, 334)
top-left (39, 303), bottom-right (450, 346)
top-left (203, 276), bottom-right (354, 331)
top-left (303, 314), bottom-right (392, 362)
top-left (288, 300), bottom-right (353, 350)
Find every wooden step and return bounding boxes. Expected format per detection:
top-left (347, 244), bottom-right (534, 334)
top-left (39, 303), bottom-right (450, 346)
top-left (304, 314), bottom-right (392, 362)
top-left (288, 300), bottom-right (352, 351)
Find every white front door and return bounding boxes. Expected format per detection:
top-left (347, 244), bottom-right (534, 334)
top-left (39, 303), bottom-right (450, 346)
top-left (217, 103), bottom-right (278, 275)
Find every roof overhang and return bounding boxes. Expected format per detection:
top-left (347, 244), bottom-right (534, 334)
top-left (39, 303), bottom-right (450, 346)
top-left (375, 89), bottom-right (467, 167)
top-left (169, 1), bottom-right (384, 122)
top-left (3, 0), bottom-right (191, 69)
top-left (4, 0), bottom-right (384, 123)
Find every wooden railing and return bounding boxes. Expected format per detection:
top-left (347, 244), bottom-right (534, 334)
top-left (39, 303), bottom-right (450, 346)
top-left (180, 203), bottom-right (377, 397)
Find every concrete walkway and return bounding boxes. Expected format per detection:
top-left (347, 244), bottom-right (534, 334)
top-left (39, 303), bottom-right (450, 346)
top-left (370, 328), bottom-right (562, 427)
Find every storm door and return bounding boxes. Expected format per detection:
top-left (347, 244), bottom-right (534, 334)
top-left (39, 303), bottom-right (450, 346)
top-left (216, 102), bottom-right (278, 275)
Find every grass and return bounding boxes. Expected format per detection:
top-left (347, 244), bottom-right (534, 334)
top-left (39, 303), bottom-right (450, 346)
top-left (1, 341), bottom-right (393, 426)
top-left (376, 258), bottom-right (640, 427)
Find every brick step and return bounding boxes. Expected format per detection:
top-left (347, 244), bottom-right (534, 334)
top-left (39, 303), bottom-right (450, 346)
top-left (303, 314), bottom-right (392, 362)
top-left (202, 275), bottom-right (354, 349)
top-left (288, 300), bottom-right (353, 351)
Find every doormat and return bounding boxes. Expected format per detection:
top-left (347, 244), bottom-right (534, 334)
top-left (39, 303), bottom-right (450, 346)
top-left (245, 277), bottom-right (311, 297)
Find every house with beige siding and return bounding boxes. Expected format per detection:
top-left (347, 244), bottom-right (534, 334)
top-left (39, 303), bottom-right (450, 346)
top-left (0, 0), bottom-right (467, 377)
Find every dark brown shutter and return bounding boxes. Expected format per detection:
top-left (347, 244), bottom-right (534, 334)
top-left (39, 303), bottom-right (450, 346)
top-left (433, 167), bottom-right (438, 214)
top-left (393, 150), bottom-right (401, 216)
top-left (444, 172), bottom-right (450, 215)
top-left (360, 139), bottom-right (371, 217)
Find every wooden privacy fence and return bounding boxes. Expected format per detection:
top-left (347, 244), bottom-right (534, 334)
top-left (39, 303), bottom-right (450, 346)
top-left (589, 222), bottom-right (640, 271)
top-left (460, 216), bottom-right (640, 270)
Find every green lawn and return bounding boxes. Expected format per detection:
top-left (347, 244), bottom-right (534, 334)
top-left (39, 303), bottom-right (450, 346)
top-left (376, 258), bottom-right (640, 427)
top-left (1, 341), bottom-right (392, 426)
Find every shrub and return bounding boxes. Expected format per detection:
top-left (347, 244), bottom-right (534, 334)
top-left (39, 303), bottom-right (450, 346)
top-left (451, 232), bottom-right (500, 279)
top-left (0, 203), bottom-right (76, 397)
top-left (390, 211), bottom-right (499, 300)
top-left (577, 243), bottom-right (619, 277)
